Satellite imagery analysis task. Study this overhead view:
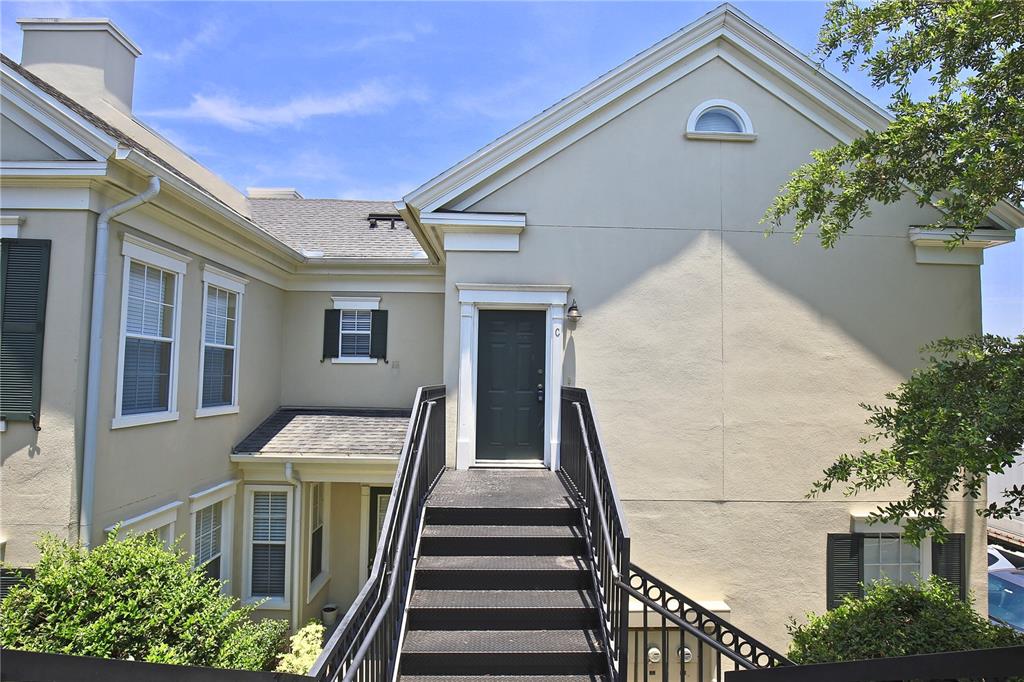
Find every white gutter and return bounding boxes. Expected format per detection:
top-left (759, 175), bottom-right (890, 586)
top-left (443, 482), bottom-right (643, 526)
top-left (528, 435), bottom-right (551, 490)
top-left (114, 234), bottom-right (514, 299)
top-left (79, 176), bottom-right (161, 549)
top-left (284, 462), bottom-right (303, 631)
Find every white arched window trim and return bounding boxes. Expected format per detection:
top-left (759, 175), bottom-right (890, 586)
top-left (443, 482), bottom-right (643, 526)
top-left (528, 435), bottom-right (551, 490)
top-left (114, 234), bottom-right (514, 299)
top-left (685, 99), bottom-right (757, 142)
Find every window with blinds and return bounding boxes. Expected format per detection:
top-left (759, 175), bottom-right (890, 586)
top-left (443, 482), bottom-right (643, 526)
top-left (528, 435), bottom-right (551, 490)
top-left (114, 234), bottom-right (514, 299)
top-left (250, 491), bottom-right (288, 598)
top-left (121, 260), bottom-right (176, 415)
top-left (194, 501), bottom-right (223, 582)
top-left (694, 107), bottom-right (743, 133)
top-left (310, 484), bottom-right (324, 582)
top-left (340, 309), bottom-right (372, 357)
top-left (201, 285), bottom-right (238, 408)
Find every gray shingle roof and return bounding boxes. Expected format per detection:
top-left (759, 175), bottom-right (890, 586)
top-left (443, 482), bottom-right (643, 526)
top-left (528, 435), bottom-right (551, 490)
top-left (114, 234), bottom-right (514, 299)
top-left (248, 198), bottom-right (427, 260)
top-left (234, 408), bottom-right (410, 457)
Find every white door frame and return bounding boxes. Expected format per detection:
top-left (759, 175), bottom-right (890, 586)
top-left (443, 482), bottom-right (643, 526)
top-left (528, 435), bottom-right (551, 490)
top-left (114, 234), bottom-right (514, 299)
top-left (455, 283), bottom-right (569, 470)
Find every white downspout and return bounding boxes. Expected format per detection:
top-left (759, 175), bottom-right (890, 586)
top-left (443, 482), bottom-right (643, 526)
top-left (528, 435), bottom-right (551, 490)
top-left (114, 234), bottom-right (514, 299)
top-left (79, 176), bottom-right (161, 549)
top-left (284, 462), bottom-right (302, 631)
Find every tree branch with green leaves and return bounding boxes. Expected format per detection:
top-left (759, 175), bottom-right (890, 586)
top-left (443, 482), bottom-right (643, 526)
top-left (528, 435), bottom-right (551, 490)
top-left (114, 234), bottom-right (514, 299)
top-left (762, 0), bottom-right (1024, 248)
top-left (810, 335), bottom-right (1024, 543)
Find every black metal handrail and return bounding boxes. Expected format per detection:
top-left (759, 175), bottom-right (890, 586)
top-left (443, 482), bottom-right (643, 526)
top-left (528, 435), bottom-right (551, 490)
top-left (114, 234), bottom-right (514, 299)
top-left (560, 387), bottom-right (632, 680)
top-left (560, 387), bottom-right (791, 682)
top-left (310, 385), bottom-right (445, 682)
top-left (626, 564), bottom-right (793, 677)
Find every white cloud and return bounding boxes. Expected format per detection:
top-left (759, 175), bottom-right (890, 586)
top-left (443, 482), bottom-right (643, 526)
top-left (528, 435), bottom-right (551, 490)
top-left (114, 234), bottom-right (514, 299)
top-left (323, 21), bottom-right (432, 53)
top-left (336, 181), bottom-right (417, 202)
top-left (151, 20), bottom-right (220, 64)
top-left (146, 82), bottom-right (403, 132)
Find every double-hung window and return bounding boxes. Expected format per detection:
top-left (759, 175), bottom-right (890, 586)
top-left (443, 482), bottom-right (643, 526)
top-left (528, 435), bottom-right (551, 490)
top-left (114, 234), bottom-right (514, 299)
top-left (324, 297), bottom-right (387, 364)
top-left (826, 516), bottom-right (966, 609)
top-left (189, 479), bottom-right (237, 587)
top-left (114, 236), bottom-right (189, 429)
top-left (308, 483), bottom-right (330, 599)
top-left (245, 486), bottom-right (291, 608)
top-left (197, 267), bottom-right (246, 417)
top-left (107, 500), bottom-right (182, 549)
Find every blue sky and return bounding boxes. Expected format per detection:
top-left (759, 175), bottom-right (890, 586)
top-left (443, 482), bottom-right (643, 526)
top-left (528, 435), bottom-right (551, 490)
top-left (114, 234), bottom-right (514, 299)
top-left (1, 1), bottom-right (1020, 336)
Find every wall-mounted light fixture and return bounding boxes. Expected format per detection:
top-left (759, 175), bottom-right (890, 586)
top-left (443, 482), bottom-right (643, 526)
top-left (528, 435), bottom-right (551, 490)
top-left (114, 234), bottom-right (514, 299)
top-left (566, 298), bottom-right (582, 323)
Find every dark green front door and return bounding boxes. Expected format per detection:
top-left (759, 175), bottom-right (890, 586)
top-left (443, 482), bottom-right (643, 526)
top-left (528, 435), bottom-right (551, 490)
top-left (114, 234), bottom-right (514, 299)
top-left (476, 310), bottom-right (546, 460)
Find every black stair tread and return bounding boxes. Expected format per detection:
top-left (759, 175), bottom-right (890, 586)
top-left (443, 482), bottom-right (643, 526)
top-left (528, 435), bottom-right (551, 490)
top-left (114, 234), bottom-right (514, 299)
top-left (422, 525), bottom-right (581, 538)
top-left (417, 555), bottom-right (587, 571)
top-left (399, 671), bottom-right (606, 675)
top-left (428, 470), bottom-right (575, 510)
top-left (402, 629), bottom-right (604, 654)
top-left (410, 590), bottom-right (595, 610)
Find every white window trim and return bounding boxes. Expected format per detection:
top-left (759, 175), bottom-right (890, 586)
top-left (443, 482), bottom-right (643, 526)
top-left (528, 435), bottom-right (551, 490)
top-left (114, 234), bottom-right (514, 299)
top-left (106, 500), bottom-right (182, 541)
top-left (331, 297), bottom-right (380, 364)
top-left (850, 513), bottom-right (933, 579)
top-left (242, 484), bottom-right (292, 610)
top-left (1, 215), bottom-right (24, 239)
top-left (685, 99), bottom-right (757, 141)
top-left (112, 236), bottom-right (189, 429)
top-left (189, 479), bottom-right (238, 590)
top-left (306, 483), bottom-right (331, 603)
top-left (196, 266), bottom-right (246, 418)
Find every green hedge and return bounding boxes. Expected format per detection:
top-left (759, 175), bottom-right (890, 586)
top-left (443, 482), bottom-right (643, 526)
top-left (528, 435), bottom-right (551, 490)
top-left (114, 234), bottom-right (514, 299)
top-left (788, 576), bottom-right (1023, 664)
top-left (0, 531), bottom-right (288, 670)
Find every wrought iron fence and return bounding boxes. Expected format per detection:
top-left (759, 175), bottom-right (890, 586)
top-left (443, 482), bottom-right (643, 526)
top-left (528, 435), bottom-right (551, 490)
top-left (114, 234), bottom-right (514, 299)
top-left (559, 386), bottom-right (633, 680)
top-left (309, 386), bottom-right (445, 682)
top-left (560, 387), bottom-right (791, 682)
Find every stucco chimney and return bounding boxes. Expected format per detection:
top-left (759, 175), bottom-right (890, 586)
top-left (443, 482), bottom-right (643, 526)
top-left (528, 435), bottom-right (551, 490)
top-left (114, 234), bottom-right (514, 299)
top-left (17, 18), bottom-right (142, 113)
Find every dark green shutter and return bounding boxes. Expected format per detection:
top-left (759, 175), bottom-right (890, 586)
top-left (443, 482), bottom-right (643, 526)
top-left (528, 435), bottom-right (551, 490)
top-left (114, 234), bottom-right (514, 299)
top-left (322, 309), bottom-right (340, 361)
top-left (370, 309), bottom-right (388, 361)
top-left (932, 533), bottom-right (967, 599)
top-left (827, 533), bottom-right (863, 609)
top-left (0, 239), bottom-right (51, 429)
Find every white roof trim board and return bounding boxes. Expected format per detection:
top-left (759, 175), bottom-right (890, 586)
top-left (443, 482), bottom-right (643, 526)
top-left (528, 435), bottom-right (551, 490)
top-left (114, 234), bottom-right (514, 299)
top-left (402, 3), bottom-right (1024, 231)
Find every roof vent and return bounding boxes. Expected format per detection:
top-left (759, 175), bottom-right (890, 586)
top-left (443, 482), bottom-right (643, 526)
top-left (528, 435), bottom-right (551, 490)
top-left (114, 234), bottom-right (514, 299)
top-left (246, 188), bottom-right (304, 199)
top-left (18, 18), bottom-right (142, 113)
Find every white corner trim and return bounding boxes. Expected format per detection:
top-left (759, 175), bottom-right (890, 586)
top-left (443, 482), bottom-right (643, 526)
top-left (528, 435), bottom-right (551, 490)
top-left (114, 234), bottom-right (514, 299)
top-left (444, 231), bottom-right (520, 252)
top-left (908, 227), bottom-right (1015, 248)
top-left (909, 227), bottom-right (1014, 265)
top-left (111, 411), bottom-right (179, 430)
top-left (686, 98), bottom-right (755, 134)
top-left (420, 211), bottom-right (526, 232)
top-left (17, 18), bottom-right (143, 56)
top-left (122, 233), bottom-right (191, 274)
top-left (685, 131), bottom-right (758, 142)
top-left (107, 500), bottom-right (183, 537)
top-left (331, 356), bottom-right (379, 365)
top-left (196, 404), bottom-right (240, 419)
top-left (331, 296), bottom-right (381, 310)
top-left (0, 215), bottom-right (24, 239)
top-left (189, 479), bottom-right (240, 512)
top-left (202, 264), bottom-right (248, 293)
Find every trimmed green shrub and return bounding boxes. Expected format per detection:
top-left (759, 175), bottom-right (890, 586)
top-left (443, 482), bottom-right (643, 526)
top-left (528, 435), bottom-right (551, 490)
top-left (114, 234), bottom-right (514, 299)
top-left (0, 531), bottom-right (288, 670)
top-left (276, 619), bottom-right (326, 674)
top-left (788, 576), bottom-right (1024, 664)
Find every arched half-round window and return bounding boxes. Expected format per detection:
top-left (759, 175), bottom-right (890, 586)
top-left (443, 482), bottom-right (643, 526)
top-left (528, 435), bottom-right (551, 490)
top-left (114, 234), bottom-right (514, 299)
top-left (686, 99), bottom-right (756, 141)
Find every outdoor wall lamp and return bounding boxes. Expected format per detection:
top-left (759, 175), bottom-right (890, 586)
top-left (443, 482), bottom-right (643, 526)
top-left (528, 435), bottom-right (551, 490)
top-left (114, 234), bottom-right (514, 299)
top-left (566, 298), bottom-right (582, 323)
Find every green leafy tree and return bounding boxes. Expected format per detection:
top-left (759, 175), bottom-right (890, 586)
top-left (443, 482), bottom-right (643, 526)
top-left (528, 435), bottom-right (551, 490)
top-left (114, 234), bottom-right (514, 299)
top-left (788, 577), bottom-right (1024, 664)
top-left (763, 0), bottom-right (1023, 247)
top-left (0, 531), bottom-right (287, 670)
top-left (810, 335), bottom-right (1024, 543)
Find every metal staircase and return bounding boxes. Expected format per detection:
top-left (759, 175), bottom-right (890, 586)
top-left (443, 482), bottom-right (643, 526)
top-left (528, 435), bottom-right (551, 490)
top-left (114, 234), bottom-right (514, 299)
top-left (401, 469), bottom-right (605, 679)
top-left (311, 385), bottom-right (790, 682)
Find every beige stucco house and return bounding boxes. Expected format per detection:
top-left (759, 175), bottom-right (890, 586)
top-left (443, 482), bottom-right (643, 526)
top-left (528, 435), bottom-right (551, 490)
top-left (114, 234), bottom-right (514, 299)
top-left (1, 5), bottom-right (1020, 650)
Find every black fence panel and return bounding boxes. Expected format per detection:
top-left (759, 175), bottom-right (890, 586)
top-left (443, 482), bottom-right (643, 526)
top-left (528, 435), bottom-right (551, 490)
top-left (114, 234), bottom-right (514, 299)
top-left (0, 649), bottom-right (312, 682)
